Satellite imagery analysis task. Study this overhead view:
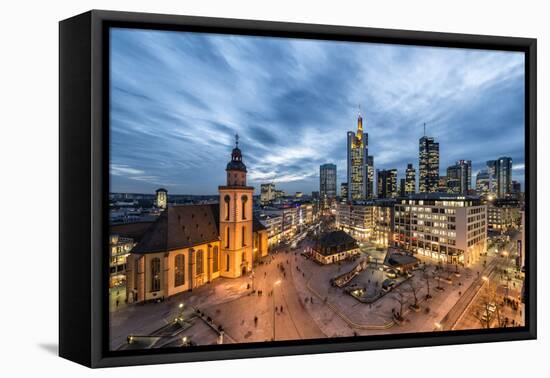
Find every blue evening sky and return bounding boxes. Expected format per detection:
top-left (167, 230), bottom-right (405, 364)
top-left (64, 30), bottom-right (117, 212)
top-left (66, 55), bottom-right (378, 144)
top-left (109, 28), bottom-right (525, 195)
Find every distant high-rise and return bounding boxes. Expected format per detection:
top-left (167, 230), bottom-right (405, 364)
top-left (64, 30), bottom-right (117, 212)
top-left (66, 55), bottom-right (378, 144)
top-left (155, 188), bottom-right (168, 209)
top-left (512, 180), bottom-right (521, 194)
top-left (419, 132), bottom-right (439, 193)
top-left (438, 176), bottom-right (448, 193)
top-left (377, 169), bottom-right (398, 199)
top-left (340, 182), bottom-right (348, 201)
top-left (405, 163), bottom-right (416, 194)
top-left (446, 160), bottom-right (471, 195)
top-left (400, 178), bottom-right (406, 197)
top-left (486, 160), bottom-right (497, 194)
top-left (496, 157), bottom-right (513, 198)
top-left (260, 183), bottom-right (276, 205)
top-left (366, 155), bottom-right (374, 199)
top-left (476, 169), bottom-right (491, 197)
top-left (320, 163), bottom-right (337, 209)
top-left (347, 111), bottom-right (369, 201)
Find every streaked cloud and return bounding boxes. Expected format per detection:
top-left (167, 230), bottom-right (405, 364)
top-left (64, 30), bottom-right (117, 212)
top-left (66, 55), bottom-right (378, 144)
top-left (110, 28), bottom-right (525, 194)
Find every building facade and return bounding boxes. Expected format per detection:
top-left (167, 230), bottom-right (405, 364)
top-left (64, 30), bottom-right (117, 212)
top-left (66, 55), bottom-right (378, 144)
top-left (320, 163), bottom-right (337, 209)
top-left (109, 234), bottom-right (136, 288)
top-left (335, 199), bottom-right (395, 246)
top-left (377, 169), bottom-right (398, 199)
top-left (487, 198), bottom-right (521, 231)
top-left (446, 160), bottom-right (472, 195)
top-left (335, 202), bottom-right (374, 241)
top-left (393, 194), bottom-right (487, 266)
top-left (347, 113), bottom-right (369, 201)
top-left (476, 169), bottom-right (491, 197)
top-left (367, 155), bottom-right (374, 199)
top-left (155, 188), bottom-right (168, 209)
top-left (340, 182), bottom-right (348, 202)
top-left (419, 136), bottom-right (440, 193)
top-left (260, 183), bottom-right (275, 205)
top-left (405, 163), bottom-right (416, 195)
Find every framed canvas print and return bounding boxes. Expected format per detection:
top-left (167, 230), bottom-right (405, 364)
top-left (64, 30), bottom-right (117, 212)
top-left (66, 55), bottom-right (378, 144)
top-left (59, 10), bottom-right (537, 368)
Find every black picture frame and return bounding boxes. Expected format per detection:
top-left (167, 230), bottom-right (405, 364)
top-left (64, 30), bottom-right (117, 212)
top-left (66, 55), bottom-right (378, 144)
top-left (59, 9), bottom-right (537, 368)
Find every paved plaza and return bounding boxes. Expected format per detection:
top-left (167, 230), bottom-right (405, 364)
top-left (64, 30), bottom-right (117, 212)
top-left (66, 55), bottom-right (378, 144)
top-left (110, 229), bottom-right (525, 350)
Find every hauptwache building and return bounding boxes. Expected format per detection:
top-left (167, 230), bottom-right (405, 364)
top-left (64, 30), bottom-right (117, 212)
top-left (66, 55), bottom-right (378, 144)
top-left (126, 137), bottom-right (268, 303)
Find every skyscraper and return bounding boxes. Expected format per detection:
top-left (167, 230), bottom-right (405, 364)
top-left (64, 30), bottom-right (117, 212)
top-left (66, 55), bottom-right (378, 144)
top-left (377, 169), bottom-right (398, 199)
top-left (320, 163), bottom-right (337, 209)
top-left (446, 160), bottom-right (471, 195)
top-left (340, 182), bottom-right (348, 201)
top-left (419, 134), bottom-right (439, 193)
top-left (405, 163), bottom-right (416, 194)
top-left (367, 155), bottom-right (374, 199)
top-left (400, 178), bottom-right (406, 197)
top-left (347, 112), bottom-right (369, 201)
top-left (260, 183), bottom-right (275, 205)
top-left (476, 169), bottom-right (491, 197)
top-left (496, 156), bottom-right (513, 198)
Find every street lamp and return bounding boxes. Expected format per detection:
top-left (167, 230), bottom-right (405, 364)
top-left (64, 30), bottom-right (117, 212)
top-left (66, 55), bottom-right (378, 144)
top-left (272, 279), bottom-right (282, 341)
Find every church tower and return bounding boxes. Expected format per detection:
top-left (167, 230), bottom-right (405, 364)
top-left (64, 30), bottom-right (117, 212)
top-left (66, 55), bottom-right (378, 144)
top-left (219, 134), bottom-right (254, 278)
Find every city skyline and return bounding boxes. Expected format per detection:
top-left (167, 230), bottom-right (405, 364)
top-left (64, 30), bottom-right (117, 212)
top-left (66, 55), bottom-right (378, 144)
top-left (110, 28), bottom-right (525, 195)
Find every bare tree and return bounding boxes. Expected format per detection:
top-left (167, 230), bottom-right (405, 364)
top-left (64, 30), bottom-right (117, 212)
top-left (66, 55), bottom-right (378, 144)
top-left (392, 288), bottom-right (407, 321)
top-left (407, 280), bottom-right (422, 310)
top-left (423, 269), bottom-right (432, 299)
top-left (474, 278), bottom-right (500, 328)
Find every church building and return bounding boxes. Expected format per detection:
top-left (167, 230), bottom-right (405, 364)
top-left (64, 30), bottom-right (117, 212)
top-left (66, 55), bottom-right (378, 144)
top-left (125, 136), bottom-right (268, 303)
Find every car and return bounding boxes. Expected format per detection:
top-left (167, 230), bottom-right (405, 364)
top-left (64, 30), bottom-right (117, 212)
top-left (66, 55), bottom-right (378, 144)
top-left (382, 279), bottom-right (396, 292)
top-left (385, 269), bottom-right (398, 278)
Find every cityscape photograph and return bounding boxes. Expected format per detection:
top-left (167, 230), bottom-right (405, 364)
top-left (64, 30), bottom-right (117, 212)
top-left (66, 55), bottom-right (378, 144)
top-left (108, 27), bottom-right (526, 351)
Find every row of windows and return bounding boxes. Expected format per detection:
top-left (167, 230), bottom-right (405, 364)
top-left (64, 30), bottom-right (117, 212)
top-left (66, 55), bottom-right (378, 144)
top-left (150, 247), bottom-right (221, 292)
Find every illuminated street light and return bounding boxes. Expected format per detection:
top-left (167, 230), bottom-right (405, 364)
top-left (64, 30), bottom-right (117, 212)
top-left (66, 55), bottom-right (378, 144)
top-left (482, 276), bottom-right (489, 282)
top-left (434, 322), bottom-right (442, 331)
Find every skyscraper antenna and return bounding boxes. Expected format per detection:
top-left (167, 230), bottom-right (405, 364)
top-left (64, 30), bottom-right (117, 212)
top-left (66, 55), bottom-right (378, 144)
top-left (423, 122), bottom-right (426, 136)
top-left (235, 133), bottom-right (239, 147)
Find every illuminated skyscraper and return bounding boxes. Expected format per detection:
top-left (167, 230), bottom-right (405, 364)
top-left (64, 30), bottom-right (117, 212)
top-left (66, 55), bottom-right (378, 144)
top-left (496, 156), bottom-right (513, 198)
top-left (487, 157), bottom-right (512, 198)
top-left (419, 132), bottom-right (439, 193)
top-left (340, 182), bottom-right (348, 201)
top-left (367, 155), bottom-right (374, 199)
top-left (320, 163), bottom-right (337, 209)
top-left (405, 163), bottom-right (416, 194)
top-left (446, 160), bottom-right (471, 195)
top-left (155, 188), bottom-right (168, 209)
top-left (476, 169), bottom-right (491, 197)
top-left (347, 111), bottom-right (369, 201)
top-left (377, 169), bottom-right (398, 199)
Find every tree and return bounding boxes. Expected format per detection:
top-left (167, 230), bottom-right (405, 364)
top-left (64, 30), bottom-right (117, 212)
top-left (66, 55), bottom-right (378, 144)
top-left (407, 280), bottom-right (422, 310)
top-left (423, 269), bottom-right (432, 299)
top-left (392, 288), bottom-right (407, 321)
top-left (474, 278), bottom-right (499, 328)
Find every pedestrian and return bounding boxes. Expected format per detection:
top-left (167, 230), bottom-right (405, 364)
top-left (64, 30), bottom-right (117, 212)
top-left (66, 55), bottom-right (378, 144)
top-left (280, 306), bottom-right (284, 313)
top-left (254, 316), bottom-right (258, 326)
top-left (116, 298), bottom-right (119, 308)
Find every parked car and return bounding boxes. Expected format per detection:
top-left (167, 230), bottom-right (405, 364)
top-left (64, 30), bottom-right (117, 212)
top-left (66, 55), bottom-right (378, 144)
top-left (385, 269), bottom-right (398, 279)
top-left (382, 279), bottom-right (396, 292)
